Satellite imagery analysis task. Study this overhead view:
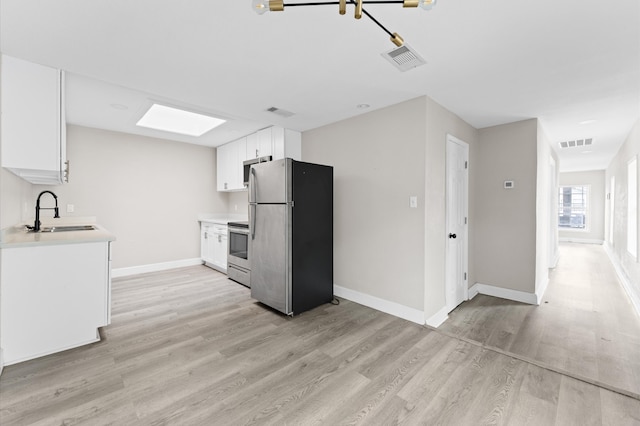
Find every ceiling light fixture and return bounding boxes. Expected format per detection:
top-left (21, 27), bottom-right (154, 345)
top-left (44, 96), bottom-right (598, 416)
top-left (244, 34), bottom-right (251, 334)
top-left (251, 0), bottom-right (436, 49)
top-left (136, 104), bottom-right (226, 137)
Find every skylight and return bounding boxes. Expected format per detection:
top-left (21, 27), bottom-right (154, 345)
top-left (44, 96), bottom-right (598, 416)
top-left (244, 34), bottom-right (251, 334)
top-left (136, 104), bottom-right (226, 137)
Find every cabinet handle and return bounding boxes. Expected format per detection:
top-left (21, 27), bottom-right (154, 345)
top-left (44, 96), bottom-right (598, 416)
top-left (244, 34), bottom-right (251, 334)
top-left (64, 160), bottom-right (70, 183)
top-left (218, 235), bottom-right (222, 243)
top-left (256, 149), bottom-right (259, 158)
top-left (224, 182), bottom-right (228, 189)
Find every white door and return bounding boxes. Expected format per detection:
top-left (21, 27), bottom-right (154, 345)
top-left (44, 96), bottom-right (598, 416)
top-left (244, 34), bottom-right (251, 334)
top-left (445, 135), bottom-right (469, 313)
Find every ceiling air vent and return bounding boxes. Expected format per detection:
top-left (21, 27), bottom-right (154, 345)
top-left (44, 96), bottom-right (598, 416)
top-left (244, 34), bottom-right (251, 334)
top-left (559, 138), bottom-right (594, 149)
top-left (381, 44), bottom-right (426, 72)
top-left (265, 106), bottom-right (295, 118)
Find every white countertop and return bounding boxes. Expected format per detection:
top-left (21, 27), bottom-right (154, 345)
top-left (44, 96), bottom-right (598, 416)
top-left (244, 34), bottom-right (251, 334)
top-left (198, 213), bottom-right (248, 225)
top-left (0, 217), bottom-right (116, 249)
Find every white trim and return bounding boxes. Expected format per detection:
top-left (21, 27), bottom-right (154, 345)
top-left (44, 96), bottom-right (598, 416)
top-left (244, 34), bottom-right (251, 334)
top-left (426, 305), bottom-right (449, 328)
top-left (112, 258), bottom-right (203, 278)
top-left (603, 243), bottom-right (640, 317)
top-left (469, 282), bottom-right (538, 305)
top-left (535, 276), bottom-right (549, 305)
top-left (333, 285), bottom-right (425, 325)
top-left (559, 237), bottom-right (604, 245)
top-left (445, 134), bottom-right (470, 312)
top-left (0, 348), bottom-right (4, 377)
top-left (550, 251), bottom-right (560, 269)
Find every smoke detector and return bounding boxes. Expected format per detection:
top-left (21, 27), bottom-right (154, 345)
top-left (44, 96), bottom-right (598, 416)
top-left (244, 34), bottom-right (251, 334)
top-left (381, 44), bottom-right (426, 72)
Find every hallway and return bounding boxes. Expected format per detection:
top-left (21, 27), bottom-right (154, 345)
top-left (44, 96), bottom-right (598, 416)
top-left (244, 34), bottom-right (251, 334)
top-left (439, 242), bottom-right (640, 399)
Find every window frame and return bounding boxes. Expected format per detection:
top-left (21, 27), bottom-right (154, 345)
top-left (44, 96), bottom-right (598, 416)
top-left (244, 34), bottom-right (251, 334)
top-left (558, 184), bottom-right (591, 233)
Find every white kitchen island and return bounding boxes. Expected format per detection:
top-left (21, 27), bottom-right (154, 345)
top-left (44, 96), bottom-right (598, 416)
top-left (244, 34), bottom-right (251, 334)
top-left (0, 222), bottom-right (115, 366)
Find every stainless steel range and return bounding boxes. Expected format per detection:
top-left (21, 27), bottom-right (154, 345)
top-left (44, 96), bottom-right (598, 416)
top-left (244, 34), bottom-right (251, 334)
top-left (227, 221), bottom-right (250, 287)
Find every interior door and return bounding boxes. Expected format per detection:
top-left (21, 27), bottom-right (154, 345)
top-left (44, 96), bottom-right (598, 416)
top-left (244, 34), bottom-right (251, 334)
top-left (250, 203), bottom-right (290, 314)
top-left (445, 135), bottom-right (469, 313)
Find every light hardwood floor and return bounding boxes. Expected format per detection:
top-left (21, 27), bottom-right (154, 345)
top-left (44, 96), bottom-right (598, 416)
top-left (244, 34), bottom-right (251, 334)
top-left (1, 252), bottom-right (639, 424)
top-left (440, 242), bottom-right (640, 401)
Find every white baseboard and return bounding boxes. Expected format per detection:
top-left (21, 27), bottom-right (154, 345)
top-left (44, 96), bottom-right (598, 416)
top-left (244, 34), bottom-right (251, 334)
top-left (425, 305), bottom-right (449, 328)
top-left (550, 251), bottom-right (560, 269)
top-left (603, 243), bottom-right (640, 318)
top-left (559, 237), bottom-right (604, 245)
top-left (112, 258), bottom-right (203, 278)
top-left (333, 285), bottom-right (425, 325)
top-left (469, 283), bottom-right (538, 305)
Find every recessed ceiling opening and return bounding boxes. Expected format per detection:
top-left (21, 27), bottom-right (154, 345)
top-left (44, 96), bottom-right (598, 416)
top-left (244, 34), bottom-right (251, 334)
top-left (136, 104), bottom-right (226, 137)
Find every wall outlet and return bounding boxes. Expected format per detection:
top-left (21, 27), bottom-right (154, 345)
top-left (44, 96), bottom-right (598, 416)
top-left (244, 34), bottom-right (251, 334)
top-left (66, 204), bottom-right (75, 213)
top-left (410, 196), bottom-right (418, 208)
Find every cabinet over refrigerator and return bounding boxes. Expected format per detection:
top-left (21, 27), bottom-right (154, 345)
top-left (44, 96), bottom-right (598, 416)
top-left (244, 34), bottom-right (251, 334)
top-left (249, 158), bottom-right (333, 315)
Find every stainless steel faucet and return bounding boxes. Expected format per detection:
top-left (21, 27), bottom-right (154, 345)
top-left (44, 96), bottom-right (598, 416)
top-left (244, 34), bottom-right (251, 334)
top-left (34, 191), bottom-right (60, 232)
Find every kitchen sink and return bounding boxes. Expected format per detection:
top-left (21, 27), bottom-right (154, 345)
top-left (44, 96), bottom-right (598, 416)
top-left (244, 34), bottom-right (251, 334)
top-left (36, 225), bottom-right (96, 233)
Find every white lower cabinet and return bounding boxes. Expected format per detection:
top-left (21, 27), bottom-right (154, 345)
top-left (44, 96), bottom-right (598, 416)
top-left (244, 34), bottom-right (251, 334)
top-left (0, 241), bottom-right (112, 365)
top-left (201, 223), bottom-right (227, 272)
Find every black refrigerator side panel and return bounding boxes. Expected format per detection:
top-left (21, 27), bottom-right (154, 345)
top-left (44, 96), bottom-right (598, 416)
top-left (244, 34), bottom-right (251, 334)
top-left (291, 161), bottom-right (334, 314)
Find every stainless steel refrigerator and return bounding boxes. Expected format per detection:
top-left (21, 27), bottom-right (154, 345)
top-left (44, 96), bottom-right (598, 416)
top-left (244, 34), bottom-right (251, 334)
top-left (248, 158), bottom-right (333, 315)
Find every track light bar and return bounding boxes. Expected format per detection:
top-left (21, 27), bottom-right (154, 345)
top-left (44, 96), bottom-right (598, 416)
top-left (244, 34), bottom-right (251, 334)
top-left (251, 0), bottom-right (437, 47)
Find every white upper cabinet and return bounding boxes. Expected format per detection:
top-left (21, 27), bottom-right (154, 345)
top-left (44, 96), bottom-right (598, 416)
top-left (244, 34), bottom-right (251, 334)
top-left (216, 136), bottom-right (245, 192)
top-left (1, 55), bottom-right (67, 185)
top-left (271, 126), bottom-right (301, 161)
top-left (216, 126), bottom-right (301, 192)
top-left (246, 127), bottom-right (274, 160)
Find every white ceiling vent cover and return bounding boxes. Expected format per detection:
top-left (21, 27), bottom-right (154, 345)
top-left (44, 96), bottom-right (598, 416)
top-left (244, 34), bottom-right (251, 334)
top-left (559, 138), bottom-right (593, 149)
top-left (381, 44), bottom-right (426, 72)
top-left (265, 106), bottom-right (295, 118)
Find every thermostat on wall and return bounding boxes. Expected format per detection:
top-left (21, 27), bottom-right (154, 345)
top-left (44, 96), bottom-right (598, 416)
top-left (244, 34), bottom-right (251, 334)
top-left (504, 180), bottom-right (515, 189)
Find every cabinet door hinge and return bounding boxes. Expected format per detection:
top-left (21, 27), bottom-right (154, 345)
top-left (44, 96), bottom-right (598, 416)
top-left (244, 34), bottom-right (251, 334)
top-left (464, 161), bottom-right (468, 169)
top-left (465, 217), bottom-right (468, 225)
top-left (464, 272), bottom-right (467, 280)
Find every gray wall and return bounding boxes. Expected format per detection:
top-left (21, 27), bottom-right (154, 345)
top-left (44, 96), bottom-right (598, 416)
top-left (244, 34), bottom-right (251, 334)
top-left (30, 125), bottom-right (228, 269)
top-left (605, 119), bottom-right (640, 305)
top-left (302, 97), bottom-right (427, 311)
top-left (559, 170), bottom-right (606, 242)
top-left (475, 119), bottom-right (538, 294)
top-left (302, 95), bottom-right (479, 319)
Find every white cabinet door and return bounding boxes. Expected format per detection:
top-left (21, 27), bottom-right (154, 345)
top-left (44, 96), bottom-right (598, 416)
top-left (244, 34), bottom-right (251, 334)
top-left (246, 132), bottom-right (258, 160)
top-left (272, 126), bottom-right (302, 160)
top-left (211, 227), bottom-right (228, 271)
top-left (201, 223), bottom-right (212, 263)
top-left (257, 127), bottom-right (273, 158)
top-left (216, 138), bottom-right (245, 192)
top-left (1, 55), bottom-right (67, 185)
top-left (0, 242), bottom-right (110, 365)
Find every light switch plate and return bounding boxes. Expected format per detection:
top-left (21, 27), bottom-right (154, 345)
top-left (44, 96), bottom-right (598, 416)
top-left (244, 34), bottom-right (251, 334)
top-left (410, 196), bottom-right (418, 208)
top-left (66, 204), bottom-right (75, 213)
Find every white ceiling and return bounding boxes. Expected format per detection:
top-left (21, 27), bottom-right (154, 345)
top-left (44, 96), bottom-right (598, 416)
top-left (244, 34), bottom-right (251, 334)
top-left (1, 0), bottom-right (638, 172)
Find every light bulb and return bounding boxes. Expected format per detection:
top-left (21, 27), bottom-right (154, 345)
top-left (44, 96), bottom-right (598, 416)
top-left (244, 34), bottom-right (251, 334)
top-left (252, 0), bottom-right (268, 15)
top-left (419, 0), bottom-right (437, 10)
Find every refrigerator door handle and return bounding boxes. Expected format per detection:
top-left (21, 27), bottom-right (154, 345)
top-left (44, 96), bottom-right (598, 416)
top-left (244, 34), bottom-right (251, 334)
top-left (250, 203), bottom-right (256, 240)
top-left (250, 167), bottom-right (257, 204)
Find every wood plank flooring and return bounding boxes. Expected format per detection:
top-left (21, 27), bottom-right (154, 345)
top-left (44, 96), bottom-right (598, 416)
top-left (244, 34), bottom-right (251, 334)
top-left (1, 258), bottom-right (639, 425)
top-left (440, 242), bottom-right (640, 401)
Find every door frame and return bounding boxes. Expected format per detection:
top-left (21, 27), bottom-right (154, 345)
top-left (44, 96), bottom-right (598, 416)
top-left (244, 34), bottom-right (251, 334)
top-left (445, 134), bottom-right (469, 312)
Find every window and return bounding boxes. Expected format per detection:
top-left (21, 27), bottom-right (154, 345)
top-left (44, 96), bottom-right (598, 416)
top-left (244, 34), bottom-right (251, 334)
top-left (558, 185), bottom-right (589, 230)
top-left (628, 157), bottom-right (638, 258)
